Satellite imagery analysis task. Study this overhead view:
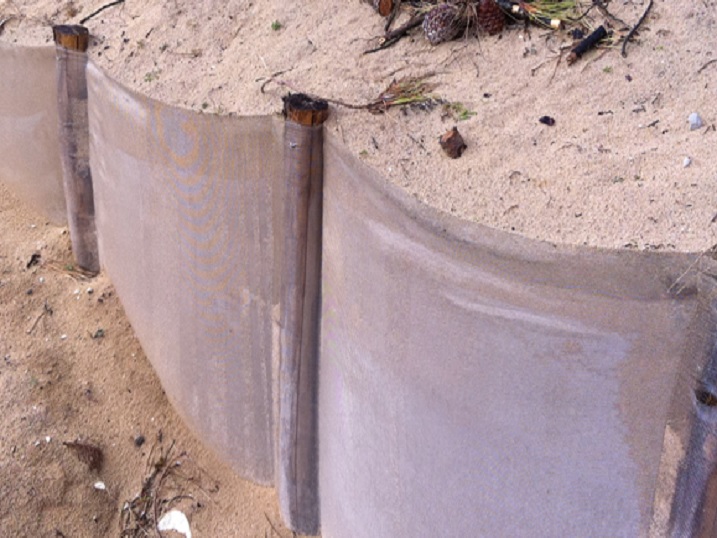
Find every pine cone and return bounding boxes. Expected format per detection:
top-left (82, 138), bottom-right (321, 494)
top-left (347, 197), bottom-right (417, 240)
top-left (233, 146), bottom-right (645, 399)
top-left (372, 0), bottom-right (394, 17)
top-left (476, 0), bottom-right (505, 35)
top-left (423, 3), bottom-right (465, 45)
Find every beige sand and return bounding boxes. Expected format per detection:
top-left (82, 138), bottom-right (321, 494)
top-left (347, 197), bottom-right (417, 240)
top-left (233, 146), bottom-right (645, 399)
top-left (3, 0), bottom-right (716, 251)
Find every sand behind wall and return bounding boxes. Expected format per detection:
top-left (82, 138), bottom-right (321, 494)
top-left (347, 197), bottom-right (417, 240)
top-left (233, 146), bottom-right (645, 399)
top-left (3, 0), bottom-right (716, 251)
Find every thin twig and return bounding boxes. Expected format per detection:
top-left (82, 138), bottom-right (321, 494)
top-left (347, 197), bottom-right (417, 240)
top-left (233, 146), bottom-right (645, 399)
top-left (668, 244), bottom-right (717, 295)
top-left (264, 513), bottom-right (286, 538)
top-left (365, 13), bottom-right (425, 54)
top-left (384, 0), bottom-right (402, 32)
top-left (531, 56), bottom-right (558, 76)
top-left (281, 82), bottom-right (368, 109)
top-left (46, 260), bottom-right (95, 280)
top-left (549, 51), bottom-right (565, 83)
top-left (697, 59), bottom-right (717, 74)
top-left (27, 300), bottom-right (52, 334)
top-left (592, 0), bottom-right (630, 28)
top-left (153, 443), bottom-right (176, 535)
top-left (267, 80), bottom-right (378, 110)
top-left (79, 0), bottom-right (125, 25)
top-left (621, 0), bottom-right (653, 58)
top-left (174, 453), bottom-right (219, 504)
top-left (260, 69), bottom-right (291, 94)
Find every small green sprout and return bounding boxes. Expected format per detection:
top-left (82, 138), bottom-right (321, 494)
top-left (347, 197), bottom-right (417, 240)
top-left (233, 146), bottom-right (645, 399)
top-left (445, 102), bottom-right (477, 121)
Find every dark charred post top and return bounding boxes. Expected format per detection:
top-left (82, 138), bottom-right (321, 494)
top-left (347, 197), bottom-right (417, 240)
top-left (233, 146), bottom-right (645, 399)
top-left (282, 93), bottom-right (329, 126)
top-left (52, 25), bottom-right (90, 52)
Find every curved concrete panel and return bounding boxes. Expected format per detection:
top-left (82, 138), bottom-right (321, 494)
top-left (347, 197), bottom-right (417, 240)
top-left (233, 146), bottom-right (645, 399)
top-left (319, 136), bottom-right (712, 537)
top-left (0, 45), bottom-right (65, 224)
top-left (86, 62), bottom-right (282, 485)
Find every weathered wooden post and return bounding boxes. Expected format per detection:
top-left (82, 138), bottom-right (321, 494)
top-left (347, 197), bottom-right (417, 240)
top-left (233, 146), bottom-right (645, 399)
top-left (278, 93), bottom-right (328, 534)
top-left (53, 24), bottom-right (99, 273)
top-left (668, 308), bottom-right (717, 538)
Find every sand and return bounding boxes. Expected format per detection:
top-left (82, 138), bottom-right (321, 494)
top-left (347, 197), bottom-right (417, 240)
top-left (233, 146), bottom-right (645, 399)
top-left (3, 0), bottom-right (716, 251)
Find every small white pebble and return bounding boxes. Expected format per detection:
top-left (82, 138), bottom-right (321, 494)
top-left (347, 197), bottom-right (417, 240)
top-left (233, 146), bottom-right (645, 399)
top-left (60, 334), bottom-right (68, 340)
top-left (689, 112), bottom-right (703, 131)
top-left (33, 440), bottom-right (41, 447)
top-left (94, 481), bottom-right (106, 491)
top-left (87, 287), bottom-right (94, 294)
top-left (38, 277), bottom-right (45, 283)
top-left (45, 436), bottom-right (51, 443)
top-left (73, 288), bottom-right (80, 295)
top-left (30, 224), bottom-right (36, 229)
top-left (683, 157), bottom-right (692, 168)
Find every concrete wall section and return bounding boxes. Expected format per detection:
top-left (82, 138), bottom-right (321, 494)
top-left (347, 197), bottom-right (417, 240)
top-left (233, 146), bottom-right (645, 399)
top-left (319, 136), bottom-right (704, 537)
top-left (86, 62), bottom-right (282, 484)
top-left (0, 45), bottom-right (65, 224)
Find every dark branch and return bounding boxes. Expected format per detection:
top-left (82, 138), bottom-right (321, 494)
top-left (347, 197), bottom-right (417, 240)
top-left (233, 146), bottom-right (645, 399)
top-left (79, 0), bottom-right (125, 25)
top-left (621, 0), bottom-right (653, 58)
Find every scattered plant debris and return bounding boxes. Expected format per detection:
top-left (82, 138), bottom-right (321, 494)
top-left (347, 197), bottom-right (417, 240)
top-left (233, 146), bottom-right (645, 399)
top-left (443, 101), bottom-right (476, 121)
top-left (267, 74), bottom-right (441, 116)
top-left (46, 260), bottom-right (95, 280)
top-left (120, 440), bottom-right (216, 537)
top-left (367, 76), bottom-right (439, 113)
top-left (364, 0), bottom-right (649, 66)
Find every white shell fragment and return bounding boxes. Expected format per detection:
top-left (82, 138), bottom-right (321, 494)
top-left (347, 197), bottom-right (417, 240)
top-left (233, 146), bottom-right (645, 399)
top-left (688, 112), bottom-right (703, 131)
top-left (94, 481), bottom-right (106, 491)
top-left (157, 509), bottom-right (192, 538)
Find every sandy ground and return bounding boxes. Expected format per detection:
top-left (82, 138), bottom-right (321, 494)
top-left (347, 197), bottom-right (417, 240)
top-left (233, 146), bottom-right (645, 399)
top-left (2, 0), bottom-right (716, 250)
top-left (0, 180), bottom-right (305, 536)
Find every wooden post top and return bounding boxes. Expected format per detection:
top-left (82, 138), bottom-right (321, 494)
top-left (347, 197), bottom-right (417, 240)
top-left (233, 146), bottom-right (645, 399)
top-left (283, 93), bottom-right (329, 126)
top-left (52, 25), bottom-right (90, 52)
